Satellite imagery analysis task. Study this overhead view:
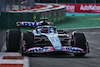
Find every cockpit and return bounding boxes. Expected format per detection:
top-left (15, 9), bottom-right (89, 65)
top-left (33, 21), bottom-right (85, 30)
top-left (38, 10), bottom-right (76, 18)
top-left (41, 27), bottom-right (48, 33)
top-left (36, 26), bottom-right (57, 34)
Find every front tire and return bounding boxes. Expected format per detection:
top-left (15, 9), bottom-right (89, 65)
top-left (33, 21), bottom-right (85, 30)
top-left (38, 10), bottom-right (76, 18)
top-left (20, 32), bottom-right (34, 55)
top-left (23, 32), bottom-right (35, 50)
top-left (6, 29), bottom-right (21, 52)
top-left (72, 33), bottom-right (88, 57)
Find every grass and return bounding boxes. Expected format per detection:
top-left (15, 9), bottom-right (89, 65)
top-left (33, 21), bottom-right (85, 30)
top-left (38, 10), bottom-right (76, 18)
top-left (55, 15), bottom-right (100, 29)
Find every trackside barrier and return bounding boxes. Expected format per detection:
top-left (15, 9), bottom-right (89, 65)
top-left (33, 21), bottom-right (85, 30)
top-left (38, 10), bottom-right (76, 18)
top-left (0, 4), bottom-right (66, 29)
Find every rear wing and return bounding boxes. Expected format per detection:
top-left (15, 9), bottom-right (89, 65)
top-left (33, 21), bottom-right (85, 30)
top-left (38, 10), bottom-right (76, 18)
top-left (16, 21), bottom-right (41, 28)
top-left (16, 21), bottom-right (54, 28)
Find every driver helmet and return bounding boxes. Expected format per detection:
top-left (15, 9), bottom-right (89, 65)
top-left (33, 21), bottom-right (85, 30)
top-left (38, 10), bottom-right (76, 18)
top-left (41, 27), bottom-right (48, 33)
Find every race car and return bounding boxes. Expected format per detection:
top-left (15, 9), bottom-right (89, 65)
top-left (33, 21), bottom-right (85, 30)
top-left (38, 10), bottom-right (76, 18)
top-left (6, 18), bottom-right (89, 56)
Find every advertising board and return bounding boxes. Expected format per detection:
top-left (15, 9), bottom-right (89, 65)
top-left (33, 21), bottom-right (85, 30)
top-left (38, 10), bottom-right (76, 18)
top-left (64, 4), bottom-right (100, 13)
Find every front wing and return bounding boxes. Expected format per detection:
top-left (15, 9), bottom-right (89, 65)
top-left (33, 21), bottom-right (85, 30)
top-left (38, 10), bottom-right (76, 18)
top-left (25, 46), bottom-right (87, 53)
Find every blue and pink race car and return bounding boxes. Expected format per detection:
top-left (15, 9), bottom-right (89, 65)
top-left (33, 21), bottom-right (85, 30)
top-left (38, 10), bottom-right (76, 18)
top-left (6, 19), bottom-right (89, 56)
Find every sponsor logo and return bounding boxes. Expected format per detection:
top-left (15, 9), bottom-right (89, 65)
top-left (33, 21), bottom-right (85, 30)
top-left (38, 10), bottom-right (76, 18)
top-left (65, 4), bottom-right (100, 13)
top-left (29, 47), bottom-right (49, 52)
top-left (23, 22), bottom-right (36, 26)
top-left (21, 22), bottom-right (41, 27)
top-left (66, 5), bottom-right (75, 10)
top-left (80, 5), bottom-right (100, 10)
top-left (65, 47), bottom-right (83, 52)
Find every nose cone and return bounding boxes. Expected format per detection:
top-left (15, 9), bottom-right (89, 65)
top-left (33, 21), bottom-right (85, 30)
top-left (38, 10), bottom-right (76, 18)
top-left (53, 42), bottom-right (62, 50)
top-left (47, 34), bottom-right (62, 50)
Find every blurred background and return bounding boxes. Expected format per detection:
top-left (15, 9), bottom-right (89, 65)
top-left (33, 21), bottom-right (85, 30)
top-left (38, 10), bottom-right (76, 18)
top-left (0, 0), bottom-right (100, 13)
top-left (0, 0), bottom-right (35, 13)
top-left (35, 0), bottom-right (100, 3)
top-left (0, 0), bottom-right (100, 29)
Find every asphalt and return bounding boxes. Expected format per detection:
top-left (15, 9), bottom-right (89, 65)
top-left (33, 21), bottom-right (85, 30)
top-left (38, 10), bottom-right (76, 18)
top-left (0, 31), bottom-right (6, 52)
top-left (0, 28), bottom-right (100, 67)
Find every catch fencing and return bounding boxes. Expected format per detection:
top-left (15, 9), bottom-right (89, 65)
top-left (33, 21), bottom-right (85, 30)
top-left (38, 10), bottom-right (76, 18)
top-left (0, 0), bottom-right (34, 13)
top-left (35, 0), bottom-right (100, 4)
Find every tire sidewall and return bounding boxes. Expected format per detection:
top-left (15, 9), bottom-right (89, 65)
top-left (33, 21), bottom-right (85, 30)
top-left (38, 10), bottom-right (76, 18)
top-left (6, 29), bottom-right (21, 52)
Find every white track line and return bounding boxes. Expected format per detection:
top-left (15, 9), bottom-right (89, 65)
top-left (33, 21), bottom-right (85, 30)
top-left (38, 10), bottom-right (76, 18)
top-left (24, 57), bottom-right (30, 67)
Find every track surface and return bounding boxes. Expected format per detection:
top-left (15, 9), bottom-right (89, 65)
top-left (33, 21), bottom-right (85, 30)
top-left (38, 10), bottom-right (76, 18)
top-left (0, 28), bottom-right (100, 67)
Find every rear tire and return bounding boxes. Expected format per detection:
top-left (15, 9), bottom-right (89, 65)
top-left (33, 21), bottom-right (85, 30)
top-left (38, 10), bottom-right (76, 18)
top-left (6, 29), bottom-right (21, 52)
top-left (72, 33), bottom-right (87, 57)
